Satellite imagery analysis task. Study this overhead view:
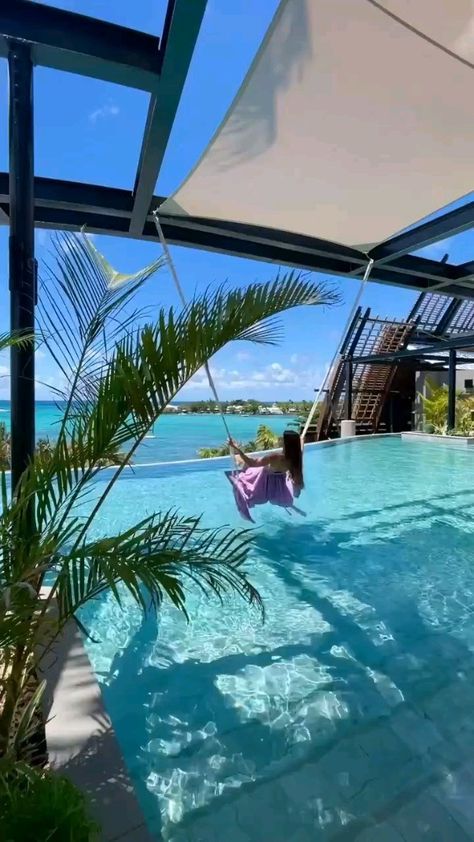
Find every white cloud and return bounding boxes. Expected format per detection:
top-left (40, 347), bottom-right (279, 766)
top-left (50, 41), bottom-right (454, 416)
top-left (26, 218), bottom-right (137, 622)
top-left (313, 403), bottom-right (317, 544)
top-left (182, 361), bottom-right (326, 395)
top-left (89, 103), bottom-right (120, 124)
top-left (290, 352), bottom-right (310, 365)
top-left (236, 351), bottom-right (251, 362)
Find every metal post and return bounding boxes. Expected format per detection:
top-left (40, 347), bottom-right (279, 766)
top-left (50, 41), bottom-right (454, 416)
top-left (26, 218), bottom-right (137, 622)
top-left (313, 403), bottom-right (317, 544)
top-left (8, 42), bottom-right (36, 491)
top-left (448, 348), bottom-right (456, 431)
top-left (389, 392), bottom-right (394, 433)
top-left (344, 357), bottom-right (353, 420)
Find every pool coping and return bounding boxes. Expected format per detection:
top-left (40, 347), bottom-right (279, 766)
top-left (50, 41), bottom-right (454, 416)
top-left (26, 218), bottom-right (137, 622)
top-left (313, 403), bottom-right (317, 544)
top-left (40, 618), bottom-right (153, 842)
top-left (402, 431), bottom-right (474, 447)
top-left (93, 432), bottom-right (399, 480)
top-left (40, 431), bottom-right (397, 841)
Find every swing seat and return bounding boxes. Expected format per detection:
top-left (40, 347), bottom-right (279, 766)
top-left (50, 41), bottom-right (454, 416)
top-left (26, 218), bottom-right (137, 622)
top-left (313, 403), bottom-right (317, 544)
top-left (226, 467), bottom-right (305, 522)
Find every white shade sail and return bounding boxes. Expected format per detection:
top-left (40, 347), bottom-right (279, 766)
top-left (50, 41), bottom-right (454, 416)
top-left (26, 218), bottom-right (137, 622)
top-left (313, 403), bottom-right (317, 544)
top-left (161, 0), bottom-right (474, 249)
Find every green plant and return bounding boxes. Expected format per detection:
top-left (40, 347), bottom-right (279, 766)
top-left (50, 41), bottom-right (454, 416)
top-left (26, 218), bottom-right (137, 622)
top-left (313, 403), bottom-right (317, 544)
top-left (197, 445), bottom-right (230, 458)
top-left (35, 436), bottom-right (55, 467)
top-left (0, 428), bottom-right (125, 473)
top-left (0, 233), bottom-right (337, 758)
top-left (0, 422), bottom-right (9, 471)
top-left (452, 394), bottom-right (474, 435)
top-left (0, 761), bottom-right (99, 841)
top-left (419, 380), bottom-right (449, 434)
top-left (419, 380), bottom-right (474, 435)
top-left (197, 431), bottom-right (280, 459)
top-left (255, 424), bottom-right (279, 450)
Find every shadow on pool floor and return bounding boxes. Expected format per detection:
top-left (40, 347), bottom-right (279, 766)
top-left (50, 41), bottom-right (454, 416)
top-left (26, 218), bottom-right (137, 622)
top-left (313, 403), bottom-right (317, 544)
top-left (100, 518), bottom-right (474, 841)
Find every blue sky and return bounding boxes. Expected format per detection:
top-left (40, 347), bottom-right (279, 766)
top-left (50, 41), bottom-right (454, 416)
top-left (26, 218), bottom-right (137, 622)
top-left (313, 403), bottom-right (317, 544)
top-left (0, 0), bottom-right (472, 401)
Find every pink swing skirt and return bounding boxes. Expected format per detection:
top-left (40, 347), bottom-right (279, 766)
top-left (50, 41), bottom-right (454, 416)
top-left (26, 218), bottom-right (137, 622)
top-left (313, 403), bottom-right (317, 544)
top-left (226, 466), bottom-right (302, 522)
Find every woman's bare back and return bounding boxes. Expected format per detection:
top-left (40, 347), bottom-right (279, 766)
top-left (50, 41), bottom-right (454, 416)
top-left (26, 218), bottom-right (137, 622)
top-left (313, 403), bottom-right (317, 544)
top-left (266, 452), bottom-right (290, 474)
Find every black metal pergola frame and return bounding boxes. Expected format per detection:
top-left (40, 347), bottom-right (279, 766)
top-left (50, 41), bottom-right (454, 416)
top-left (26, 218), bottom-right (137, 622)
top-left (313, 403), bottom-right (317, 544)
top-left (1, 0), bottom-right (209, 488)
top-left (1, 0), bottom-right (473, 483)
top-left (346, 331), bottom-right (474, 430)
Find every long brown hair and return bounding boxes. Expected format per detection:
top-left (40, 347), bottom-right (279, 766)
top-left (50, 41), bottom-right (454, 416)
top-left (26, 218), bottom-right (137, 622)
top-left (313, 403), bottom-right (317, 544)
top-left (283, 430), bottom-right (304, 489)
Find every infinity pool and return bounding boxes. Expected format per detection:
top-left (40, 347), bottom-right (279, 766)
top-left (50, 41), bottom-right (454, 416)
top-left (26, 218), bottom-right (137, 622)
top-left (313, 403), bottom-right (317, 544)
top-left (83, 437), bottom-right (474, 841)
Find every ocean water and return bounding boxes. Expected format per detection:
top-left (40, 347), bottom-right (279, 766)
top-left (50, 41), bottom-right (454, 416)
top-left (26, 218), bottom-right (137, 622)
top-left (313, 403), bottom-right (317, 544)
top-left (0, 401), bottom-right (291, 463)
top-left (81, 438), bottom-right (474, 841)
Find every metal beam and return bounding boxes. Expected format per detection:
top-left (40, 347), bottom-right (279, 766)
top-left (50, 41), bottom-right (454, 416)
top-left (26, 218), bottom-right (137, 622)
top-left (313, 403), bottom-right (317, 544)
top-left (457, 260), bottom-right (474, 280)
top-left (348, 308), bottom-right (372, 356)
top-left (8, 42), bottom-right (36, 491)
top-left (448, 349), bottom-right (456, 429)
top-left (0, 0), bottom-right (163, 92)
top-left (372, 253), bottom-right (459, 284)
top-left (129, 0), bottom-right (207, 234)
top-left (339, 306), bottom-right (363, 356)
top-left (1, 173), bottom-right (473, 298)
top-left (369, 200), bottom-right (474, 264)
top-left (344, 358), bottom-right (353, 420)
top-left (354, 356), bottom-right (474, 370)
top-left (0, 173), bottom-right (152, 219)
top-left (154, 213), bottom-right (367, 266)
top-left (357, 265), bottom-right (473, 298)
top-left (352, 332), bottom-right (474, 365)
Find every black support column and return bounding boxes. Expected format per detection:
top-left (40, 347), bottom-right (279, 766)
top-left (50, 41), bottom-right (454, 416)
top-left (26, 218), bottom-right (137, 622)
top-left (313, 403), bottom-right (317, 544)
top-left (8, 42), bottom-right (36, 491)
top-left (344, 357), bottom-right (353, 420)
top-left (448, 348), bottom-right (456, 431)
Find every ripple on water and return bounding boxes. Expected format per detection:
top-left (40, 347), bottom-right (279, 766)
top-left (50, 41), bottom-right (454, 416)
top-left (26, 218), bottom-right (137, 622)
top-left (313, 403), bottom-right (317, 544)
top-left (82, 439), bottom-right (474, 840)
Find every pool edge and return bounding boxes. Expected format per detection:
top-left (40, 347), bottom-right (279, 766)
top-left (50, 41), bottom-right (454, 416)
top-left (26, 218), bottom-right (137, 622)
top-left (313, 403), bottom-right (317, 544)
top-left (40, 619), bottom-right (153, 842)
top-left (95, 433), bottom-right (400, 479)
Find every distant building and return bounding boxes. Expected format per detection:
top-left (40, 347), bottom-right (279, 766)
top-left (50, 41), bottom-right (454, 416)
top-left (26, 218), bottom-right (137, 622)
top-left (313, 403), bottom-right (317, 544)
top-left (164, 404), bottom-right (179, 413)
top-left (267, 404), bottom-right (284, 415)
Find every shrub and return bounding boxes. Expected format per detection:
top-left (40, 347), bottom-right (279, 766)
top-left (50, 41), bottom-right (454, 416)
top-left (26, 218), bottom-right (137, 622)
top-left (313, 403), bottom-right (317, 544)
top-left (0, 762), bottom-right (99, 841)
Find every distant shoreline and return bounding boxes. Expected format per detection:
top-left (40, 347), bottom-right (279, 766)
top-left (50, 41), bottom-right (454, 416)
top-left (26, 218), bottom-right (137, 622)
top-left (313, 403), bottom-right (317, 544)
top-left (0, 405), bottom-right (297, 462)
top-left (163, 411), bottom-right (297, 417)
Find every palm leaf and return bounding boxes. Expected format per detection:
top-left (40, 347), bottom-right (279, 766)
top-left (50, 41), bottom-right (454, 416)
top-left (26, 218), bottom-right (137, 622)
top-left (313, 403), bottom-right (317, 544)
top-left (52, 511), bottom-right (261, 623)
top-left (37, 232), bottom-right (165, 408)
top-left (29, 246), bottom-right (338, 541)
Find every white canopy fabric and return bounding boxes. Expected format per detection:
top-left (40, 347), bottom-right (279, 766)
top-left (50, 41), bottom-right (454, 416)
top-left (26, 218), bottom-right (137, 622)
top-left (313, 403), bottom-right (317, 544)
top-left (161, 0), bottom-right (474, 249)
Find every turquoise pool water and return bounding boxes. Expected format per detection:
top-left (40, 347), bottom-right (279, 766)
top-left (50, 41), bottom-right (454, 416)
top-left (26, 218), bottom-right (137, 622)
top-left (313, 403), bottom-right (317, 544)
top-left (83, 438), bottom-right (474, 841)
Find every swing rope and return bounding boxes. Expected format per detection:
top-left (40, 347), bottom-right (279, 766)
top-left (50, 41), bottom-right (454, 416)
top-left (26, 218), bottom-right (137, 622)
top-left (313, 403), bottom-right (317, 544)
top-left (153, 213), bottom-right (236, 454)
top-left (301, 257), bottom-right (375, 442)
top-left (155, 210), bottom-right (374, 454)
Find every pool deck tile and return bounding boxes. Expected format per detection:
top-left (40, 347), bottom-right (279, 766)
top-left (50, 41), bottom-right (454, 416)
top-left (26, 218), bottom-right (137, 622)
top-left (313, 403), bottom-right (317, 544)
top-left (354, 823), bottom-right (405, 841)
top-left (429, 763), bottom-right (474, 839)
top-left (390, 792), bottom-right (471, 841)
top-left (390, 707), bottom-right (443, 755)
top-left (40, 618), bottom-right (153, 842)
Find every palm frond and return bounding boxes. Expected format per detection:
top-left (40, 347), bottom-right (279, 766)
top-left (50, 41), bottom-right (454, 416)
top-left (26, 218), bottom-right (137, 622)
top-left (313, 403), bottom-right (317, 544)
top-left (94, 272), bottom-right (337, 445)
top-left (53, 511), bottom-right (261, 623)
top-left (83, 233), bottom-right (163, 290)
top-left (0, 332), bottom-right (35, 353)
top-left (28, 260), bottom-right (338, 540)
top-left (37, 232), bottom-right (164, 406)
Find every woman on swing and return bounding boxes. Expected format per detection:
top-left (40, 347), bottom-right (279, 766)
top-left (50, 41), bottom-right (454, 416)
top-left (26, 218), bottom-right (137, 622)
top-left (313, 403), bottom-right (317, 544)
top-left (226, 429), bottom-right (304, 522)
